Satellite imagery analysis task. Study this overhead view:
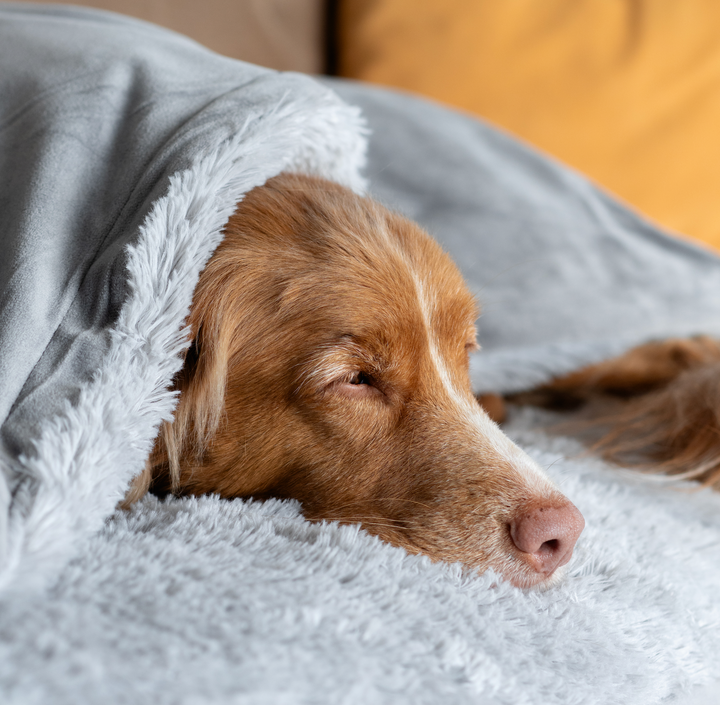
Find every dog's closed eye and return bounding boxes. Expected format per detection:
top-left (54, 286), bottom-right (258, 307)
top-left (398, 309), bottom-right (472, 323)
top-left (348, 371), bottom-right (372, 386)
top-left (333, 370), bottom-right (383, 400)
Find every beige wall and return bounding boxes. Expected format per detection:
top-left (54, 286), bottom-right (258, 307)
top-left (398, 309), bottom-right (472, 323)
top-left (14, 0), bottom-right (324, 72)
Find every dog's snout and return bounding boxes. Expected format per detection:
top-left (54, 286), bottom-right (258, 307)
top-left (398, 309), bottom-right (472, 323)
top-left (509, 502), bottom-right (585, 576)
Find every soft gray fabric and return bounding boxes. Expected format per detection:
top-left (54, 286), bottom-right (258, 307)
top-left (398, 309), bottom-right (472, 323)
top-left (325, 79), bottom-right (720, 392)
top-left (0, 3), bottom-right (366, 592)
top-left (0, 4), bottom-right (326, 455)
top-left (2, 409), bottom-right (720, 705)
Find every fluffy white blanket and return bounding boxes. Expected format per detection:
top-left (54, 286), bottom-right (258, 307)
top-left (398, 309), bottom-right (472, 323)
top-left (1, 409), bottom-right (719, 704)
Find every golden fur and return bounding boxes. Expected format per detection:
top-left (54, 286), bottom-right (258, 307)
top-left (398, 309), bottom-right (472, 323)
top-left (126, 172), bottom-right (584, 589)
top-left (510, 336), bottom-right (720, 487)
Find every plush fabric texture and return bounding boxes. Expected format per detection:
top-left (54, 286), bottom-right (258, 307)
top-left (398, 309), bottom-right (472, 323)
top-left (324, 79), bottom-right (720, 394)
top-left (337, 0), bottom-right (720, 252)
top-left (2, 408), bottom-right (720, 705)
top-left (0, 4), bottom-right (366, 596)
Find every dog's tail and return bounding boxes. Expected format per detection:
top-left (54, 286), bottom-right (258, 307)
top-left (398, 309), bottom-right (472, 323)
top-left (589, 362), bottom-right (720, 486)
top-left (510, 336), bottom-right (720, 487)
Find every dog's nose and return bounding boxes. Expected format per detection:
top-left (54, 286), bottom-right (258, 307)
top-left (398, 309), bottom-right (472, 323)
top-left (509, 502), bottom-right (585, 576)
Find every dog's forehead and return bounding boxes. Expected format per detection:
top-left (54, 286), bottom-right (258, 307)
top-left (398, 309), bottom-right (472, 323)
top-left (238, 175), bottom-right (479, 341)
top-left (322, 229), bottom-right (476, 330)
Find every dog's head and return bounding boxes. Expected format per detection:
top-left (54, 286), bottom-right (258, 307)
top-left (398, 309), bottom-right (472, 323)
top-left (149, 172), bottom-right (583, 589)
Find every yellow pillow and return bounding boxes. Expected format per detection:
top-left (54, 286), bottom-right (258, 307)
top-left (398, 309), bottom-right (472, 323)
top-left (338, 0), bottom-right (720, 252)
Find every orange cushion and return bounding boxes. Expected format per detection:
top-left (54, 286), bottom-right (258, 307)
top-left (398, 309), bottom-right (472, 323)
top-left (338, 0), bottom-right (720, 252)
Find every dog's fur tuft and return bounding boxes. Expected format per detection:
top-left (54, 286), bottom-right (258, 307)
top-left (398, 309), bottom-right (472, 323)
top-left (514, 336), bottom-right (720, 487)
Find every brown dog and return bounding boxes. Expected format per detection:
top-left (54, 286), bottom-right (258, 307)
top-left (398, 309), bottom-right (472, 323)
top-left (127, 172), bottom-right (584, 589)
top-left (511, 336), bottom-right (720, 486)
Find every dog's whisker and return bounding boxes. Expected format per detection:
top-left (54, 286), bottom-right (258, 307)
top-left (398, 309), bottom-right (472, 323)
top-left (318, 514), bottom-right (405, 524)
top-left (319, 519), bottom-right (409, 532)
top-left (315, 498), bottom-right (436, 513)
top-left (542, 457), bottom-right (563, 473)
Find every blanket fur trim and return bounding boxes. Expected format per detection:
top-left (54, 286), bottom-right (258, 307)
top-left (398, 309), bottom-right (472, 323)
top-left (0, 92), bottom-right (367, 596)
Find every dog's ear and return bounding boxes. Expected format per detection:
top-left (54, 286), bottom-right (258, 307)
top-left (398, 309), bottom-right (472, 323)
top-left (152, 283), bottom-right (236, 492)
top-left (124, 311), bottom-right (231, 506)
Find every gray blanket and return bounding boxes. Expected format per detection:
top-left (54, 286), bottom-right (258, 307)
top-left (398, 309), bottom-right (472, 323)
top-left (0, 3), bottom-right (366, 592)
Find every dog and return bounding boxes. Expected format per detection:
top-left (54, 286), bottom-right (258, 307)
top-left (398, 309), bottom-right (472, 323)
top-left (506, 336), bottom-right (720, 486)
top-left (124, 172), bottom-right (583, 589)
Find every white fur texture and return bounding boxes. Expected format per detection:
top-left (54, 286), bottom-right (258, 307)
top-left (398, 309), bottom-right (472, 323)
top-left (0, 89), bottom-right (367, 597)
top-left (1, 408), bottom-right (719, 704)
